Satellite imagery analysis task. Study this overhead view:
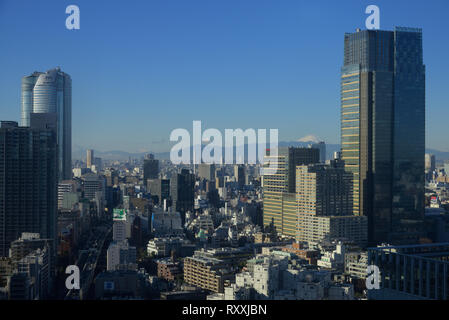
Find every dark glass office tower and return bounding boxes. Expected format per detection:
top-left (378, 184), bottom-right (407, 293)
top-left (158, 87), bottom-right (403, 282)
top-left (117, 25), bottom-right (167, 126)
top-left (148, 178), bottom-right (170, 205)
top-left (341, 27), bottom-right (425, 245)
top-left (0, 121), bottom-right (57, 257)
top-left (170, 168), bottom-right (195, 225)
top-left (143, 154), bottom-right (159, 184)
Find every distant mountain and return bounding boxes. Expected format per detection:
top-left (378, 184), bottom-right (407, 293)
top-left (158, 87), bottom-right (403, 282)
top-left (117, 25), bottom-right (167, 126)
top-left (72, 145), bottom-right (170, 161)
top-left (73, 143), bottom-right (449, 162)
top-left (278, 140), bottom-right (340, 161)
top-left (73, 140), bottom-right (339, 161)
top-left (426, 148), bottom-right (449, 163)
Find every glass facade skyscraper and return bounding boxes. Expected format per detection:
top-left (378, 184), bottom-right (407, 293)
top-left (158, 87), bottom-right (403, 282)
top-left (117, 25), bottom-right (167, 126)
top-left (21, 67), bottom-right (72, 181)
top-left (341, 27), bottom-right (425, 245)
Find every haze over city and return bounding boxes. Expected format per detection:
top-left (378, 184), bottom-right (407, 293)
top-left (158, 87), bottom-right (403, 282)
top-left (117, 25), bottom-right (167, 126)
top-left (0, 0), bottom-right (448, 153)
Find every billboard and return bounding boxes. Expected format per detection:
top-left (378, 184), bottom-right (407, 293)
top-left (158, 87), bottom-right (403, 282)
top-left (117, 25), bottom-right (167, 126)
top-left (113, 208), bottom-right (127, 221)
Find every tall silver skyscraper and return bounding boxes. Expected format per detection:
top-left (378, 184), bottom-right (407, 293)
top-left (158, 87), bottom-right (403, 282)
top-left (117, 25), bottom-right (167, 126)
top-left (21, 67), bottom-right (72, 180)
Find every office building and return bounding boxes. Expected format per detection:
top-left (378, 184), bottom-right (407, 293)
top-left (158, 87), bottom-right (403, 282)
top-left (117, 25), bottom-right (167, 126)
top-left (21, 67), bottom-right (72, 180)
top-left (262, 147), bottom-right (319, 234)
top-left (147, 179), bottom-right (170, 205)
top-left (86, 149), bottom-right (94, 169)
top-left (198, 163), bottom-right (216, 181)
top-left (310, 141), bottom-right (326, 163)
top-left (295, 161), bottom-right (366, 247)
top-left (368, 243), bottom-right (449, 300)
top-left (58, 180), bottom-right (77, 209)
top-left (0, 121), bottom-right (57, 258)
top-left (341, 27), bottom-right (425, 245)
top-left (147, 237), bottom-right (195, 257)
top-left (106, 240), bottom-right (136, 271)
top-left (107, 213), bottom-right (137, 271)
top-left (151, 207), bottom-right (183, 237)
top-left (296, 160), bottom-right (353, 217)
top-left (171, 168), bottom-right (195, 224)
top-left (143, 154), bottom-right (159, 184)
top-left (4, 246), bottom-right (50, 300)
top-left (82, 173), bottom-right (105, 200)
top-left (234, 165), bottom-right (245, 189)
top-left (425, 154), bottom-right (435, 174)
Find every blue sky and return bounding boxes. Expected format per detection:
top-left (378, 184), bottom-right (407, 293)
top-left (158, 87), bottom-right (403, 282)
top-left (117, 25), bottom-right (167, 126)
top-left (0, 0), bottom-right (448, 153)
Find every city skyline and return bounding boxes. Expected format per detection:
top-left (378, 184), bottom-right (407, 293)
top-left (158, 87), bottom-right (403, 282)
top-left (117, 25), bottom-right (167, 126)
top-left (1, 1), bottom-right (449, 302)
top-left (0, 0), bottom-right (448, 153)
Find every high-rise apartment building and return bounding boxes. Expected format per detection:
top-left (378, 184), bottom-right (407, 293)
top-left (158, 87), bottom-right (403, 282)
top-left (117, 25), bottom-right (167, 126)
top-left (21, 67), bottom-right (72, 180)
top-left (341, 27), bottom-right (425, 245)
top-left (296, 160), bottom-right (367, 247)
top-left (263, 147), bottom-right (319, 236)
top-left (296, 160), bottom-right (353, 217)
top-left (0, 121), bottom-right (57, 257)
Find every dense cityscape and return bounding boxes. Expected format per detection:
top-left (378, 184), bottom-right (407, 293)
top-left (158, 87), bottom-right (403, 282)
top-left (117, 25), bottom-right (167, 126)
top-left (1, 3), bottom-right (449, 305)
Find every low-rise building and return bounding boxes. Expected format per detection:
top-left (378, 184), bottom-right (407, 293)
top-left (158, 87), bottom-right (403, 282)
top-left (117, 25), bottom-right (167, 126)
top-left (147, 237), bottom-right (195, 257)
top-left (156, 258), bottom-right (182, 281)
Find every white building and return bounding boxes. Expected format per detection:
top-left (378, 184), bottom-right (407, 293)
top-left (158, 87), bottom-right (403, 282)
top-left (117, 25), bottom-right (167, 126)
top-left (317, 242), bottom-right (346, 270)
top-left (106, 240), bottom-right (136, 271)
top-left (218, 251), bottom-right (354, 300)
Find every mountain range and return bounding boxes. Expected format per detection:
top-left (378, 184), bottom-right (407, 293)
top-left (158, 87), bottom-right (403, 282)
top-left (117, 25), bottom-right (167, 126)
top-left (73, 142), bottom-right (449, 162)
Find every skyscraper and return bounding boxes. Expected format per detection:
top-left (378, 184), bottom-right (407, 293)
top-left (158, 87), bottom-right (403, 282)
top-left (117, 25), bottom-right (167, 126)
top-left (424, 153), bottom-right (435, 174)
top-left (262, 147), bottom-right (319, 236)
top-left (234, 165), bottom-right (245, 190)
top-left (295, 160), bottom-right (366, 247)
top-left (86, 149), bottom-right (94, 169)
top-left (143, 154), bottom-right (159, 184)
top-left (296, 160), bottom-right (353, 217)
top-left (170, 168), bottom-right (195, 225)
top-left (148, 178), bottom-right (170, 205)
top-left (0, 121), bottom-right (57, 257)
top-left (21, 67), bottom-right (72, 180)
top-left (310, 141), bottom-right (326, 163)
top-left (341, 27), bottom-right (425, 245)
